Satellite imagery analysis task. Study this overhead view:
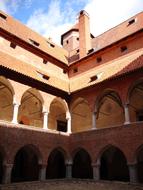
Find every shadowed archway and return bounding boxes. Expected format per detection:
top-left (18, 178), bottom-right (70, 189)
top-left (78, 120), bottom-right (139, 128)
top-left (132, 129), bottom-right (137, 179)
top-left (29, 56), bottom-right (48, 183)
top-left (11, 145), bottom-right (40, 182)
top-left (72, 149), bottom-right (93, 179)
top-left (100, 146), bottom-right (129, 181)
top-left (46, 149), bottom-right (66, 179)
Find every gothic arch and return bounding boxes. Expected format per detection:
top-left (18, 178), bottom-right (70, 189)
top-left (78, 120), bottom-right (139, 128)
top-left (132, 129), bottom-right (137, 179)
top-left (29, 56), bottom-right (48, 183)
top-left (71, 97), bottom-right (92, 132)
top-left (18, 88), bottom-right (43, 127)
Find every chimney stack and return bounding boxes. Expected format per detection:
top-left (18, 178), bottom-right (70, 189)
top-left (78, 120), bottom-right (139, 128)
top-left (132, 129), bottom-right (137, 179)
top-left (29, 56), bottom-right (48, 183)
top-left (79, 10), bottom-right (91, 58)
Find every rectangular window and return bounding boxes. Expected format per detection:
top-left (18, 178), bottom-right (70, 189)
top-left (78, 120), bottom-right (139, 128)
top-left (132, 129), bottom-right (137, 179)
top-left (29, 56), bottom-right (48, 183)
top-left (57, 120), bottom-right (67, 132)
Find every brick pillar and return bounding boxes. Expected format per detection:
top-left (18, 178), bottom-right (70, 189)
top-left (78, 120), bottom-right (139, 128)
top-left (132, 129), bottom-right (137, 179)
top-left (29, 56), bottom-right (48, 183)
top-left (39, 164), bottom-right (47, 181)
top-left (12, 103), bottom-right (19, 124)
top-left (2, 164), bottom-right (13, 184)
top-left (128, 163), bottom-right (138, 183)
top-left (92, 163), bottom-right (100, 181)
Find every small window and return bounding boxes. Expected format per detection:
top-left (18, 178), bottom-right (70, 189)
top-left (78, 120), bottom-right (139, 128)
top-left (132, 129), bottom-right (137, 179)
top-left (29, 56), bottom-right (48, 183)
top-left (36, 71), bottom-right (49, 80)
top-left (120, 46), bottom-right (127, 52)
top-left (29, 39), bottom-right (39, 47)
top-left (128, 19), bottom-right (135, 26)
top-left (90, 75), bottom-right (98, 82)
top-left (0, 13), bottom-right (7, 20)
top-left (96, 57), bottom-right (102, 63)
top-left (47, 41), bottom-right (55, 48)
top-left (57, 120), bottom-right (67, 132)
top-left (43, 59), bottom-right (48, 64)
top-left (66, 40), bottom-right (69, 44)
top-left (73, 67), bottom-right (78, 73)
top-left (77, 37), bottom-right (79, 41)
top-left (88, 48), bottom-right (94, 54)
top-left (10, 42), bottom-right (16, 49)
top-left (76, 49), bottom-right (79, 53)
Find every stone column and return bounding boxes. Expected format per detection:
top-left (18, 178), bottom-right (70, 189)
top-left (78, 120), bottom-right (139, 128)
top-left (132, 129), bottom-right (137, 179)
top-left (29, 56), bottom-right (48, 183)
top-left (43, 111), bottom-right (49, 130)
top-left (12, 103), bottom-right (19, 124)
top-left (128, 163), bottom-right (138, 183)
top-left (39, 164), bottom-right (47, 181)
top-left (92, 112), bottom-right (97, 129)
top-left (66, 112), bottom-right (71, 134)
top-left (92, 163), bottom-right (100, 181)
top-left (124, 103), bottom-right (130, 125)
top-left (2, 164), bottom-right (13, 184)
top-left (66, 160), bottom-right (73, 179)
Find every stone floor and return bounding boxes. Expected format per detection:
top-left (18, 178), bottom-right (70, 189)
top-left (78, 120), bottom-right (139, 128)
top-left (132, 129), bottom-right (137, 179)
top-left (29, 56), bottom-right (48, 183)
top-left (0, 180), bottom-right (143, 190)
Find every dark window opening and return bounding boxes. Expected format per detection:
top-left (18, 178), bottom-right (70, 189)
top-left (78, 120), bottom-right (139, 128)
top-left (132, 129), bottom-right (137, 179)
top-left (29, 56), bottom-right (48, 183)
top-left (73, 68), bottom-right (78, 73)
top-left (76, 49), bottom-right (79, 53)
top-left (29, 39), bottom-right (39, 47)
top-left (90, 75), bottom-right (98, 82)
top-left (97, 57), bottom-right (102, 63)
top-left (10, 42), bottom-right (16, 49)
top-left (128, 19), bottom-right (135, 26)
top-left (0, 13), bottom-right (7, 20)
top-left (37, 71), bottom-right (50, 81)
top-left (47, 41), bottom-right (55, 48)
top-left (57, 120), bottom-right (67, 132)
top-left (66, 40), bottom-right (69, 44)
top-left (88, 48), bottom-right (94, 54)
top-left (43, 59), bottom-right (48, 64)
top-left (120, 46), bottom-right (128, 52)
top-left (63, 70), bottom-right (67, 74)
top-left (77, 37), bottom-right (79, 41)
top-left (136, 111), bottom-right (143, 121)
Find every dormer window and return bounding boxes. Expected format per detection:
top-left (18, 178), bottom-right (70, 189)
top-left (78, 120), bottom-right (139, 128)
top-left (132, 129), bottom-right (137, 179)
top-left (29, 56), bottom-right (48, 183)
top-left (43, 59), bottom-right (48, 64)
top-left (47, 41), bottom-right (55, 48)
top-left (90, 75), bottom-right (98, 82)
top-left (36, 71), bottom-right (49, 80)
top-left (29, 39), bottom-right (39, 47)
top-left (10, 42), bottom-right (16, 49)
top-left (0, 13), bottom-right (7, 20)
top-left (128, 18), bottom-right (136, 26)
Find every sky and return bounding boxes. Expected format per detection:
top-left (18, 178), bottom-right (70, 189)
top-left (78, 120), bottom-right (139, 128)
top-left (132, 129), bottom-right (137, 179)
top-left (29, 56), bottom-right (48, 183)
top-left (0, 0), bottom-right (143, 45)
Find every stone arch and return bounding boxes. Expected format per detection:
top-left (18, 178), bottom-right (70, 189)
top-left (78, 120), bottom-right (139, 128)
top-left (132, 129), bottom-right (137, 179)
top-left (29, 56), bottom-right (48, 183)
top-left (0, 76), bottom-right (14, 122)
top-left (135, 144), bottom-right (143, 183)
top-left (11, 144), bottom-right (42, 182)
top-left (99, 145), bottom-right (129, 181)
top-left (49, 97), bottom-right (68, 132)
top-left (18, 88), bottom-right (44, 127)
top-left (127, 79), bottom-right (143, 122)
top-left (71, 97), bottom-right (92, 132)
top-left (46, 147), bottom-right (67, 179)
top-left (95, 89), bottom-right (124, 128)
top-left (72, 148), bottom-right (93, 179)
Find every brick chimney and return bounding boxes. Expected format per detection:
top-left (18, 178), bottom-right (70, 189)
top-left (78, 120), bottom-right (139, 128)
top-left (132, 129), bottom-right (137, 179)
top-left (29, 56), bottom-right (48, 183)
top-left (79, 10), bottom-right (91, 58)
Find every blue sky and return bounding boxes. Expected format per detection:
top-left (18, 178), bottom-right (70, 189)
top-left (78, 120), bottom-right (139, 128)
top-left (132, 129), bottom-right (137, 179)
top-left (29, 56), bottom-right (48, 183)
top-left (0, 0), bottom-right (143, 45)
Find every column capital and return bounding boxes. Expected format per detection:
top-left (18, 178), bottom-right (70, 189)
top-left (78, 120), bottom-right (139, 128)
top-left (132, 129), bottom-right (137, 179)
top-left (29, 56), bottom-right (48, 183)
top-left (66, 111), bottom-right (71, 120)
top-left (65, 160), bottom-right (73, 165)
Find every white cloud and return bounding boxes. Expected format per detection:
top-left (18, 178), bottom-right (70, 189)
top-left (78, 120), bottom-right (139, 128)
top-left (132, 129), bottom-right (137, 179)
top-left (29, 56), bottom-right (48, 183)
top-left (84, 0), bottom-right (143, 36)
top-left (27, 0), bottom-right (77, 45)
top-left (0, 0), bottom-right (33, 14)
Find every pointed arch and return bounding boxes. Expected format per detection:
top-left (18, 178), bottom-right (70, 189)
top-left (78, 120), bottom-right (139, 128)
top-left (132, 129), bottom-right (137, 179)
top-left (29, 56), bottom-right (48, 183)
top-left (95, 89), bottom-right (124, 128)
top-left (49, 97), bottom-right (68, 131)
top-left (18, 88), bottom-right (43, 127)
top-left (71, 97), bottom-right (92, 132)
